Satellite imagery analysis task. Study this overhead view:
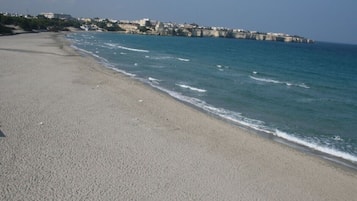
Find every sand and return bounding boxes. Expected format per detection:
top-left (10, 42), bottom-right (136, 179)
top-left (0, 32), bottom-right (356, 200)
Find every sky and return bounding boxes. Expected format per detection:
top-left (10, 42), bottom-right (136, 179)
top-left (2, 0), bottom-right (357, 44)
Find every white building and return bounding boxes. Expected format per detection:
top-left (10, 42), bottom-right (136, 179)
top-left (41, 12), bottom-right (72, 20)
top-left (139, 18), bottom-right (151, 27)
top-left (155, 21), bottom-right (164, 32)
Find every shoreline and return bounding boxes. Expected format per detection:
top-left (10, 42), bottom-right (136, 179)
top-left (66, 32), bottom-right (357, 171)
top-left (1, 32), bottom-right (356, 200)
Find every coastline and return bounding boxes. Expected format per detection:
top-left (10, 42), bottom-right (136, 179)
top-left (0, 32), bottom-right (356, 200)
top-left (69, 32), bottom-right (357, 169)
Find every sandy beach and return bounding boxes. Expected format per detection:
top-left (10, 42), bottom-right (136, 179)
top-left (0, 32), bottom-right (356, 200)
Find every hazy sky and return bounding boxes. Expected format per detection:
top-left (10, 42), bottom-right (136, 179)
top-left (2, 0), bottom-right (357, 44)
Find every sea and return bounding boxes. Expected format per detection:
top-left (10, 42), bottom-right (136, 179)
top-left (66, 32), bottom-right (357, 167)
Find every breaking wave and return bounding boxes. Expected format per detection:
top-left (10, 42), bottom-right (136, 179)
top-left (177, 57), bottom-right (190, 62)
top-left (70, 44), bottom-right (136, 77)
top-left (105, 43), bottom-right (149, 53)
top-left (150, 84), bottom-right (357, 162)
top-left (148, 77), bottom-right (161, 84)
top-left (250, 76), bottom-right (310, 89)
top-left (176, 84), bottom-right (207, 93)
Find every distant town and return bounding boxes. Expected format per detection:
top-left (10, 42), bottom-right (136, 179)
top-left (0, 12), bottom-right (314, 43)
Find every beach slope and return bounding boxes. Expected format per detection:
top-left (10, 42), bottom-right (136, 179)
top-left (0, 33), bottom-right (356, 200)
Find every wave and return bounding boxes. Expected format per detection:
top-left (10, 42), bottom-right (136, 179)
top-left (71, 45), bottom-right (136, 77)
top-left (223, 111), bottom-right (357, 162)
top-left (216, 65), bottom-right (224, 71)
top-left (148, 77), bottom-right (161, 82)
top-left (148, 77), bottom-right (161, 84)
top-left (71, 45), bottom-right (97, 57)
top-left (109, 67), bottom-right (136, 77)
top-left (177, 57), bottom-right (190, 62)
top-left (144, 55), bottom-right (190, 62)
top-left (176, 84), bottom-right (207, 93)
top-left (104, 43), bottom-right (149, 53)
top-left (250, 75), bottom-right (282, 84)
top-left (149, 83), bottom-right (357, 163)
top-left (297, 83), bottom-right (310, 89)
top-left (274, 130), bottom-right (357, 162)
top-left (151, 56), bottom-right (173, 60)
top-left (250, 76), bottom-right (310, 89)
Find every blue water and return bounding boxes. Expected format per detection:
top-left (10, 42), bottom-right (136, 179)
top-left (67, 32), bottom-right (357, 163)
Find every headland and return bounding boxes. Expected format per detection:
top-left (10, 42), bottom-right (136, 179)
top-left (1, 12), bottom-right (313, 43)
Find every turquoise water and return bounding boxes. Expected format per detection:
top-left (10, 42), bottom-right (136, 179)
top-left (67, 32), bottom-right (357, 163)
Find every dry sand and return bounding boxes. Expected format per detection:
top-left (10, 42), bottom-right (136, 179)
top-left (0, 32), bottom-right (356, 200)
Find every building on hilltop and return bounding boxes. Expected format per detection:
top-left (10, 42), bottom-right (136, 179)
top-left (78, 18), bottom-right (92, 23)
top-left (41, 12), bottom-right (72, 20)
top-left (139, 18), bottom-right (151, 27)
top-left (155, 21), bottom-right (164, 32)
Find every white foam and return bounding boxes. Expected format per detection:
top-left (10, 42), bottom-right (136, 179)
top-left (157, 88), bottom-right (271, 134)
top-left (176, 84), bottom-right (207, 93)
top-left (150, 56), bottom-right (173, 60)
top-left (217, 65), bottom-right (222, 68)
top-left (148, 77), bottom-right (161, 82)
top-left (177, 58), bottom-right (190, 62)
top-left (298, 83), bottom-right (310, 89)
top-left (250, 76), bottom-right (310, 89)
top-left (105, 43), bottom-right (149, 53)
top-left (71, 45), bottom-right (102, 59)
top-left (333, 135), bottom-right (343, 141)
top-left (274, 130), bottom-right (357, 162)
top-left (250, 76), bottom-right (281, 84)
top-left (109, 67), bottom-right (136, 77)
top-left (148, 77), bottom-right (161, 84)
top-left (118, 45), bottom-right (149, 53)
top-left (71, 45), bottom-right (136, 78)
top-left (151, 83), bottom-right (357, 163)
top-left (105, 43), bottom-right (116, 48)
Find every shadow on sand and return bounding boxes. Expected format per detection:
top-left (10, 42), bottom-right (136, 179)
top-left (0, 48), bottom-right (79, 57)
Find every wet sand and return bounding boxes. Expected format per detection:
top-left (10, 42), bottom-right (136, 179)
top-left (0, 32), bottom-right (356, 200)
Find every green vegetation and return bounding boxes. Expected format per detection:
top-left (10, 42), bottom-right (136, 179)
top-left (106, 26), bottom-right (124, 32)
top-left (0, 14), bottom-right (81, 34)
top-left (92, 19), bottom-right (124, 32)
top-left (0, 14), bottom-right (125, 34)
top-left (0, 24), bottom-right (13, 35)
